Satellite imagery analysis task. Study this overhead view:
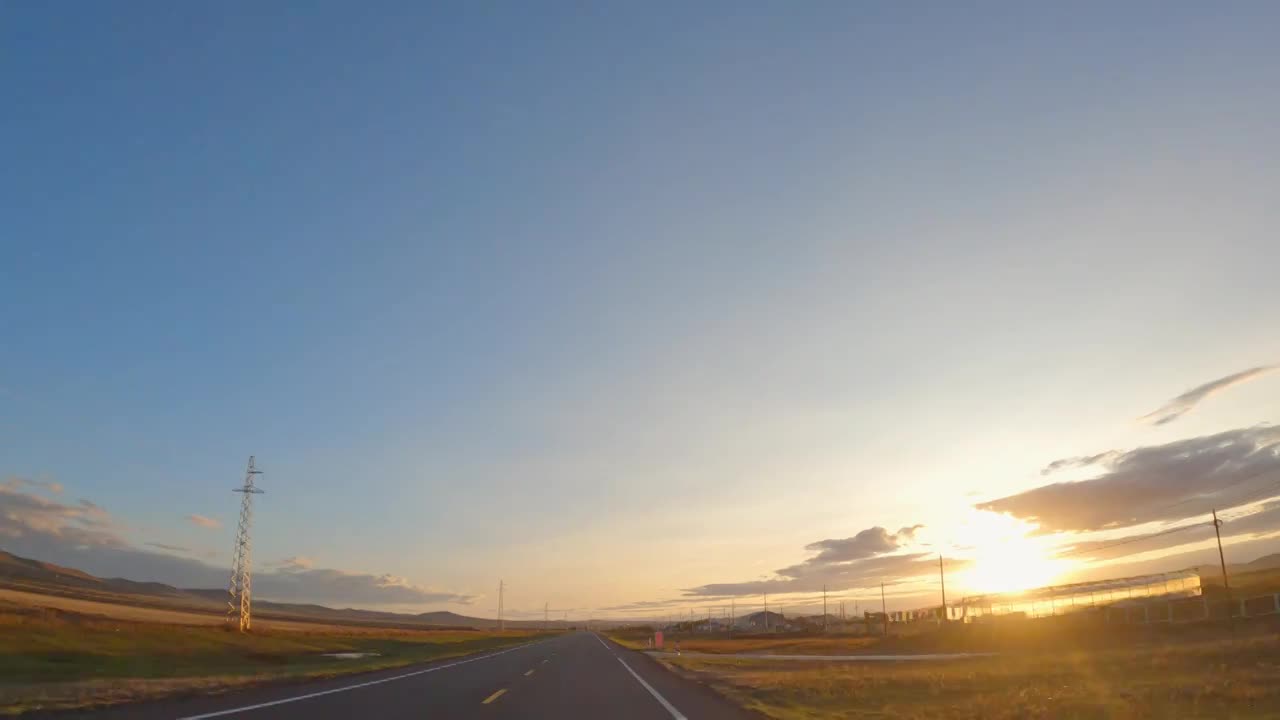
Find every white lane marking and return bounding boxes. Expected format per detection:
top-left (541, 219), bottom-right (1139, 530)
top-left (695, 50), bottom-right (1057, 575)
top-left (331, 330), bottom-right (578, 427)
top-left (175, 640), bottom-right (548, 719)
top-left (593, 634), bottom-right (687, 720)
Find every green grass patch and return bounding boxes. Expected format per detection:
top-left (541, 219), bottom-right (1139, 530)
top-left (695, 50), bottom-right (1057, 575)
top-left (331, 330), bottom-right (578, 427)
top-left (0, 604), bottom-right (553, 715)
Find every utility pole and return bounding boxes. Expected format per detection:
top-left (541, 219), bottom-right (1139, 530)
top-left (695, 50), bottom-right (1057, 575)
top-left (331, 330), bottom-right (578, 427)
top-left (498, 580), bottom-right (505, 632)
top-left (227, 456), bottom-right (264, 632)
top-left (939, 554), bottom-right (948, 623)
top-left (730, 597), bottom-right (735, 634)
top-left (880, 582), bottom-right (888, 636)
top-left (544, 601), bottom-right (549, 630)
top-left (1213, 509), bottom-right (1235, 632)
top-left (823, 585), bottom-right (828, 632)
top-left (764, 593), bottom-right (769, 632)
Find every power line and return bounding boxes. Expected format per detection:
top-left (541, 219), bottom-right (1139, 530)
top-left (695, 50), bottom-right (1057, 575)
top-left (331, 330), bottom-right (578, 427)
top-left (1055, 473), bottom-right (1280, 561)
top-left (1056, 521), bottom-right (1209, 559)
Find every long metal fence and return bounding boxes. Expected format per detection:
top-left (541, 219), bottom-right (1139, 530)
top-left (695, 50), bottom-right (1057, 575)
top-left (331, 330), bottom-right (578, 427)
top-left (951, 569), bottom-right (1201, 621)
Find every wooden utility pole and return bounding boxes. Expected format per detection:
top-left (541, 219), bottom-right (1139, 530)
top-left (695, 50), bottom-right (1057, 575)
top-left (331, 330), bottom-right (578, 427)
top-left (1213, 509), bottom-right (1235, 633)
top-left (823, 585), bottom-right (828, 632)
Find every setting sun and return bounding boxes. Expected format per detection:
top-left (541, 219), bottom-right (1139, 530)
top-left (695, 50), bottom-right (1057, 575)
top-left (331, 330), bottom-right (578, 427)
top-left (950, 511), bottom-right (1075, 595)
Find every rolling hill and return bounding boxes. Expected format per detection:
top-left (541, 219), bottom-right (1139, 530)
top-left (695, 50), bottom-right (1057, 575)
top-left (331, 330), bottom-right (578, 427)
top-left (0, 548), bottom-right (551, 629)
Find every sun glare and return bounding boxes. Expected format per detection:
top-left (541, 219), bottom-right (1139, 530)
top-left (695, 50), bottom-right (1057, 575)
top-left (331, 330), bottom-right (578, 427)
top-left (950, 510), bottom-right (1075, 595)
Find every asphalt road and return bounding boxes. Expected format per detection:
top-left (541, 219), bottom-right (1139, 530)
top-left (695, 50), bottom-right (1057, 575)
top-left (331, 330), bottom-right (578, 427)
top-left (62, 633), bottom-right (756, 719)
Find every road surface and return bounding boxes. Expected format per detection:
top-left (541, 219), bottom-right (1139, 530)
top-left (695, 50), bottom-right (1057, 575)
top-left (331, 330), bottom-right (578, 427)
top-left (61, 633), bottom-right (756, 719)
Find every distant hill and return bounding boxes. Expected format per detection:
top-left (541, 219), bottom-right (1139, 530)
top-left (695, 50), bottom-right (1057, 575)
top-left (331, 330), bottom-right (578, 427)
top-left (1194, 553), bottom-right (1280, 595)
top-left (0, 549), bottom-right (103, 586)
top-left (0, 548), bottom-right (552, 630)
top-left (1196, 552), bottom-right (1280, 580)
top-left (1244, 553), bottom-right (1280, 570)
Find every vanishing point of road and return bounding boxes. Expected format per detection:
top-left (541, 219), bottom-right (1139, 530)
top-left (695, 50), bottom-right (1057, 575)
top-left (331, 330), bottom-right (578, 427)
top-left (62, 633), bottom-right (755, 720)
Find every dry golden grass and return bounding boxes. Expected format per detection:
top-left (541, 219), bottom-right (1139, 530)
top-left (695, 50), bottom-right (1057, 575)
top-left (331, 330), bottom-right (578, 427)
top-left (608, 630), bottom-right (879, 655)
top-left (0, 599), bottom-right (549, 715)
top-left (665, 635), bottom-right (1280, 719)
top-left (0, 587), bottom-right (483, 636)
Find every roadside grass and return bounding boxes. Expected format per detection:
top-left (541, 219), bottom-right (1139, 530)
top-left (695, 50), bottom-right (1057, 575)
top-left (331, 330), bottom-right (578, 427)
top-left (0, 602), bottom-right (549, 715)
top-left (606, 630), bottom-right (879, 655)
top-left (610, 613), bottom-right (1280, 656)
top-left (664, 635), bottom-right (1280, 719)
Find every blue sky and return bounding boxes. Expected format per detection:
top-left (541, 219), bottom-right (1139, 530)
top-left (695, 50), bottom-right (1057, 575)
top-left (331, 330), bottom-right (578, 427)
top-left (3, 2), bottom-right (1280, 617)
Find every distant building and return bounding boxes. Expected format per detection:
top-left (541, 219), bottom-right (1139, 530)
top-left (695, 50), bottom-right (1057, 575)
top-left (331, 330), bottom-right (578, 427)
top-left (733, 610), bottom-right (787, 631)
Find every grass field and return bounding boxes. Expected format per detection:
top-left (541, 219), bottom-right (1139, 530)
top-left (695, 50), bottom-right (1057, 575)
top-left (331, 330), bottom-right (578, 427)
top-left (664, 635), bottom-right (1280, 719)
top-left (607, 630), bottom-right (880, 655)
top-left (0, 599), bottom-right (549, 715)
top-left (609, 615), bottom-right (1280, 718)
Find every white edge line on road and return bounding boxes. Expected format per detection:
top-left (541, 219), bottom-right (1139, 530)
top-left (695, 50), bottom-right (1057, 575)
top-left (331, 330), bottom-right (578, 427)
top-left (593, 634), bottom-right (688, 720)
top-left (175, 639), bottom-right (547, 720)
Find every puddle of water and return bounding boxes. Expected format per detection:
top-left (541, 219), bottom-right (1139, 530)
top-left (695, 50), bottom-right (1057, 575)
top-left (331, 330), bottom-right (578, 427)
top-left (323, 652), bottom-right (381, 659)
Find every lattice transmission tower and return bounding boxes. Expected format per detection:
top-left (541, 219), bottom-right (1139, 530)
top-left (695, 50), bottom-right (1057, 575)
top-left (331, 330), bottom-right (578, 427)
top-left (228, 456), bottom-right (264, 631)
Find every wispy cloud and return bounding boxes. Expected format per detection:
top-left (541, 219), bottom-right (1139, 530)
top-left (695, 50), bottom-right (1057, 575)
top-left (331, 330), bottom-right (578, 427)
top-left (1140, 366), bottom-right (1277, 426)
top-left (2, 476), bottom-right (65, 495)
top-left (256, 567), bottom-right (474, 606)
top-left (0, 484), bottom-right (473, 607)
top-left (185, 514), bottom-right (221, 530)
top-left (274, 555), bottom-right (315, 572)
top-left (145, 542), bottom-right (191, 553)
top-left (979, 426), bottom-right (1280, 534)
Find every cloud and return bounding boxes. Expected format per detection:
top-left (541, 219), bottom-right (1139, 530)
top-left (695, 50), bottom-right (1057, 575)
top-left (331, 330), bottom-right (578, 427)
top-left (1140, 366), bottom-right (1277, 426)
top-left (275, 556), bottom-right (315, 572)
top-left (802, 525), bottom-right (923, 564)
top-left (1041, 451), bottom-right (1120, 476)
top-left (253, 568), bottom-right (474, 606)
top-left (596, 598), bottom-right (697, 613)
top-left (185, 514), bottom-right (221, 529)
top-left (979, 426), bottom-right (1280, 534)
top-left (0, 481), bottom-right (125, 548)
top-left (2, 476), bottom-right (65, 495)
top-left (145, 542), bottom-right (191, 553)
top-left (1056, 499), bottom-right (1280, 565)
top-left (0, 484), bottom-right (472, 608)
top-left (683, 524), bottom-right (947, 597)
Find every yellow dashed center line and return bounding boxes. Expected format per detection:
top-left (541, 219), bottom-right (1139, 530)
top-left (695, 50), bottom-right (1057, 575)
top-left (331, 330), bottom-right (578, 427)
top-left (481, 688), bottom-right (507, 705)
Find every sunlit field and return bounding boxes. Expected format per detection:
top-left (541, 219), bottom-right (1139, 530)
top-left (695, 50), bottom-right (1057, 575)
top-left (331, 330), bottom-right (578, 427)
top-left (0, 600), bottom-right (550, 715)
top-left (667, 635), bottom-right (1280, 720)
top-left (608, 630), bottom-right (882, 655)
top-left (613, 610), bottom-right (1280, 718)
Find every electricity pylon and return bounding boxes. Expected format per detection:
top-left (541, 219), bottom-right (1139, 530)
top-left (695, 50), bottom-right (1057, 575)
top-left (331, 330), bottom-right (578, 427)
top-left (228, 456), bottom-right (264, 632)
